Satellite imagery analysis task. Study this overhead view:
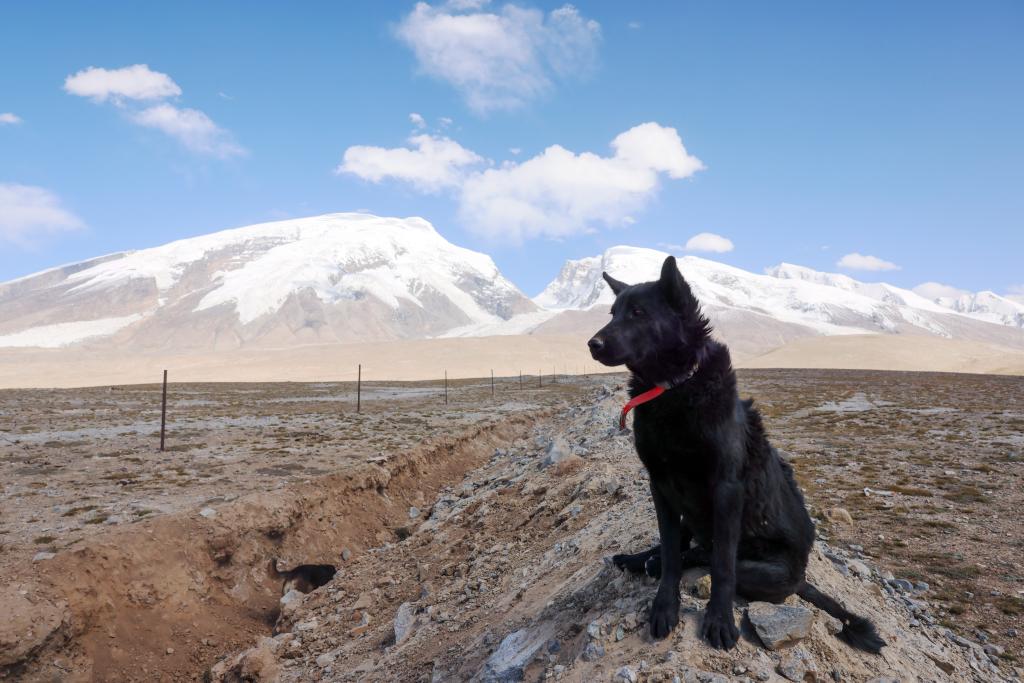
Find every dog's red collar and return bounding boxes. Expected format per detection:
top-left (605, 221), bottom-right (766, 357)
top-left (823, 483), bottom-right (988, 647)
top-left (619, 386), bottom-right (666, 430)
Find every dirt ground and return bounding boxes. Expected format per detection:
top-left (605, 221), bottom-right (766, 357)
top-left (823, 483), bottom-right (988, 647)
top-left (2, 370), bottom-right (1022, 682)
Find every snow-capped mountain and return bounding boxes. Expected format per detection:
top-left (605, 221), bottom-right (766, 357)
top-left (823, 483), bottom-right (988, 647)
top-left (0, 213), bottom-right (537, 350)
top-left (528, 246), bottom-right (1024, 355)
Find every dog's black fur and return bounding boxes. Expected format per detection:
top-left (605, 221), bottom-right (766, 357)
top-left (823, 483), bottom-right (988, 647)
top-left (588, 256), bottom-right (885, 653)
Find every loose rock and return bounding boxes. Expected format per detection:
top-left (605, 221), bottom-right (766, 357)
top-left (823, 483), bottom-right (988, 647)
top-left (746, 602), bottom-right (815, 650)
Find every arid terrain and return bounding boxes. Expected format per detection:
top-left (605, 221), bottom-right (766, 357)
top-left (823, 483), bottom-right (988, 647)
top-left (1, 370), bottom-right (1022, 682)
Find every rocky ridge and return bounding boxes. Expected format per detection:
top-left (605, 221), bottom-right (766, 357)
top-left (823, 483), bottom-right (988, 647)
top-left (210, 382), bottom-right (1012, 682)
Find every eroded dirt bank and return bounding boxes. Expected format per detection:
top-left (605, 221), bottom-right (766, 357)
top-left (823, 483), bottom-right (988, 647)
top-left (0, 397), bottom-right (561, 679)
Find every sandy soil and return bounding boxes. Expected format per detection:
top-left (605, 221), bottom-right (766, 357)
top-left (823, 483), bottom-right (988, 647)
top-left (744, 334), bottom-right (1024, 375)
top-left (2, 332), bottom-right (1024, 390)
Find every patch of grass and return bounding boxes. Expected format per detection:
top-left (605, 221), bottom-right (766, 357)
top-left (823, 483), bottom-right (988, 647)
top-left (61, 505), bottom-right (98, 517)
top-left (996, 596), bottom-right (1022, 616)
top-left (34, 535), bottom-right (56, 544)
top-left (83, 514), bottom-right (109, 525)
top-left (941, 485), bottom-right (990, 504)
top-left (890, 485), bottom-right (932, 497)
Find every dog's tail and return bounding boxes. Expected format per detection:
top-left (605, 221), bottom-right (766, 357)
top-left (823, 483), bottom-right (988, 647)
top-left (797, 581), bottom-right (886, 654)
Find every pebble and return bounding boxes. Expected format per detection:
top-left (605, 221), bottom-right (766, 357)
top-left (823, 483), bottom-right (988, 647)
top-left (341, 548), bottom-right (352, 561)
top-left (581, 642), bottom-right (605, 662)
top-left (32, 552), bottom-right (56, 562)
top-left (199, 507), bottom-right (216, 518)
top-left (776, 649), bottom-right (816, 683)
top-left (889, 578), bottom-right (914, 592)
top-left (847, 560), bottom-right (872, 579)
top-left (165, 648), bottom-right (174, 655)
top-left (616, 666), bottom-right (638, 682)
top-left (316, 652), bottom-right (335, 667)
top-left (409, 506), bottom-right (420, 519)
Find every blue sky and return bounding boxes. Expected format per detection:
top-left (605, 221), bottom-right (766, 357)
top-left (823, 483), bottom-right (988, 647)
top-left (1, 1), bottom-right (1021, 297)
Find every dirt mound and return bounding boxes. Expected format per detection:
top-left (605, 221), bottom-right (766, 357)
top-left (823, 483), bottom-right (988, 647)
top-left (1, 415), bottom-right (543, 681)
top-left (208, 385), bottom-right (1011, 682)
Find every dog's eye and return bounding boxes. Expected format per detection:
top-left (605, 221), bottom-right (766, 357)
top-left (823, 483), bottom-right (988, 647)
top-left (631, 307), bottom-right (644, 317)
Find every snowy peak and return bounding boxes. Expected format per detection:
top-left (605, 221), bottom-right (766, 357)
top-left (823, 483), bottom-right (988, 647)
top-left (534, 248), bottom-right (1024, 344)
top-left (0, 213), bottom-right (537, 349)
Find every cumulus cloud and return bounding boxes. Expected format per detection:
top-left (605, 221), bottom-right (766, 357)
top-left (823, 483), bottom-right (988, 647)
top-left (836, 252), bottom-right (900, 271)
top-left (339, 121), bottom-right (702, 242)
top-left (409, 112), bottom-right (427, 129)
top-left (1006, 285), bottom-right (1024, 304)
top-left (131, 104), bottom-right (246, 158)
top-left (913, 282), bottom-right (969, 300)
top-left (0, 183), bottom-right (84, 247)
top-left (684, 232), bottom-right (734, 253)
top-left (395, 1), bottom-right (600, 113)
top-left (459, 122), bottom-right (703, 240)
top-left (64, 64), bottom-right (181, 103)
top-left (336, 134), bottom-right (484, 192)
top-left (0, 112), bottom-right (22, 125)
top-left (64, 64), bottom-right (244, 158)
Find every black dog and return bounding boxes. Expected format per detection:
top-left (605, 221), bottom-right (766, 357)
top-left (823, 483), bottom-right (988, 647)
top-left (588, 255), bottom-right (885, 653)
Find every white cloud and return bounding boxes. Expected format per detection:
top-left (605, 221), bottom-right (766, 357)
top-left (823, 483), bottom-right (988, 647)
top-left (836, 252), bottom-right (900, 271)
top-left (913, 282), bottom-right (969, 300)
top-left (509, 147), bottom-right (521, 155)
top-left (439, 116), bottom-right (453, 127)
top-left (338, 122), bottom-right (702, 241)
top-left (131, 104), bottom-right (246, 158)
top-left (0, 112), bottom-right (22, 125)
top-left (0, 183), bottom-right (84, 246)
top-left (395, 1), bottom-right (600, 113)
top-left (1006, 285), bottom-right (1024, 304)
top-left (658, 242), bottom-right (685, 252)
top-left (684, 232), bottom-right (734, 253)
top-left (65, 65), bottom-right (244, 158)
top-left (64, 64), bottom-right (181, 103)
top-left (409, 112), bottom-right (427, 129)
top-left (336, 133), bottom-right (484, 192)
top-left (627, 21), bottom-right (642, 29)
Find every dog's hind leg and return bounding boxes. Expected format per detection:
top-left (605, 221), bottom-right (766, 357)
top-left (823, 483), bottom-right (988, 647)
top-left (735, 555), bottom-right (803, 604)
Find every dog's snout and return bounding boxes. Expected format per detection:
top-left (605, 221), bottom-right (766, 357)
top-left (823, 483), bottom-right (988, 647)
top-left (588, 337), bottom-right (604, 352)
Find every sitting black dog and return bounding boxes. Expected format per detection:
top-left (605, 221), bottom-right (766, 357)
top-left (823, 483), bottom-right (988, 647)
top-left (588, 255), bottom-right (885, 653)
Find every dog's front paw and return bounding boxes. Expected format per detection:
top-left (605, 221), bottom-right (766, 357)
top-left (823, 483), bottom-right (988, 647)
top-left (701, 607), bottom-right (738, 650)
top-left (648, 592), bottom-right (679, 639)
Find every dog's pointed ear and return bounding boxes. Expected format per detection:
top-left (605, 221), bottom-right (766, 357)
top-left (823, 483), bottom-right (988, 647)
top-left (659, 255), bottom-right (688, 304)
top-left (602, 271), bottom-right (628, 295)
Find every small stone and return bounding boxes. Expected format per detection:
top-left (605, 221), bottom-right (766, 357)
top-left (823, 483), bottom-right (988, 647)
top-left (889, 578), bottom-right (914, 593)
top-left (166, 648), bottom-right (175, 655)
top-left (847, 560), bottom-right (871, 579)
top-left (483, 628), bottom-right (551, 681)
top-left (409, 506), bottom-right (420, 519)
top-left (32, 552), bottom-right (56, 562)
top-left (825, 507), bottom-right (853, 524)
top-left (581, 641), bottom-right (605, 662)
top-left (393, 602), bottom-right (418, 645)
top-left (984, 643), bottom-right (1005, 657)
top-left (280, 589), bottom-right (304, 607)
top-left (747, 602), bottom-right (814, 650)
top-left (616, 666), bottom-right (638, 682)
top-left (316, 652), bottom-right (335, 667)
top-left (823, 614), bottom-right (843, 635)
top-left (199, 507), bottom-right (216, 518)
top-left (777, 649), bottom-right (816, 682)
top-left (586, 621), bottom-right (602, 639)
top-left (540, 438), bottom-right (572, 468)
top-left (694, 574), bottom-right (712, 599)
top-left (914, 581), bottom-right (929, 592)
top-left (341, 548), bottom-right (352, 561)
top-left (615, 625), bottom-right (625, 641)
top-left (848, 544), bottom-right (864, 553)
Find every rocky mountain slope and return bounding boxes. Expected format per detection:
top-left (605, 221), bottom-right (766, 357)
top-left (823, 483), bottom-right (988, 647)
top-left (0, 213), bottom-right (536, 351)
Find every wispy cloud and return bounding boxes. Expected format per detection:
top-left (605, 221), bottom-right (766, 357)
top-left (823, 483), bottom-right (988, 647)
top-left (0, 183), bottom-right (84, 247)
top-left (338, 121), bottom-right (704, 242)
top-left (395, 1), bottom-right (601, 113)
top-left (836, 252), bottom-right (900, 271)
top-left (0, 112), bottom-right (22, 125)
top-left (64, 64), bottom-right (244, 158)
top-left (131, 104), bottom-right (246, 159)
top-left (684, 232), bottom-right (734, 253)
top-left (409, 112), bottom-right (427, 129)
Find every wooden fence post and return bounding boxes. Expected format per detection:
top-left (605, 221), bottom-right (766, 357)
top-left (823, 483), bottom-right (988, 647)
top-left (160, 369), bottom-right (167, 452)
